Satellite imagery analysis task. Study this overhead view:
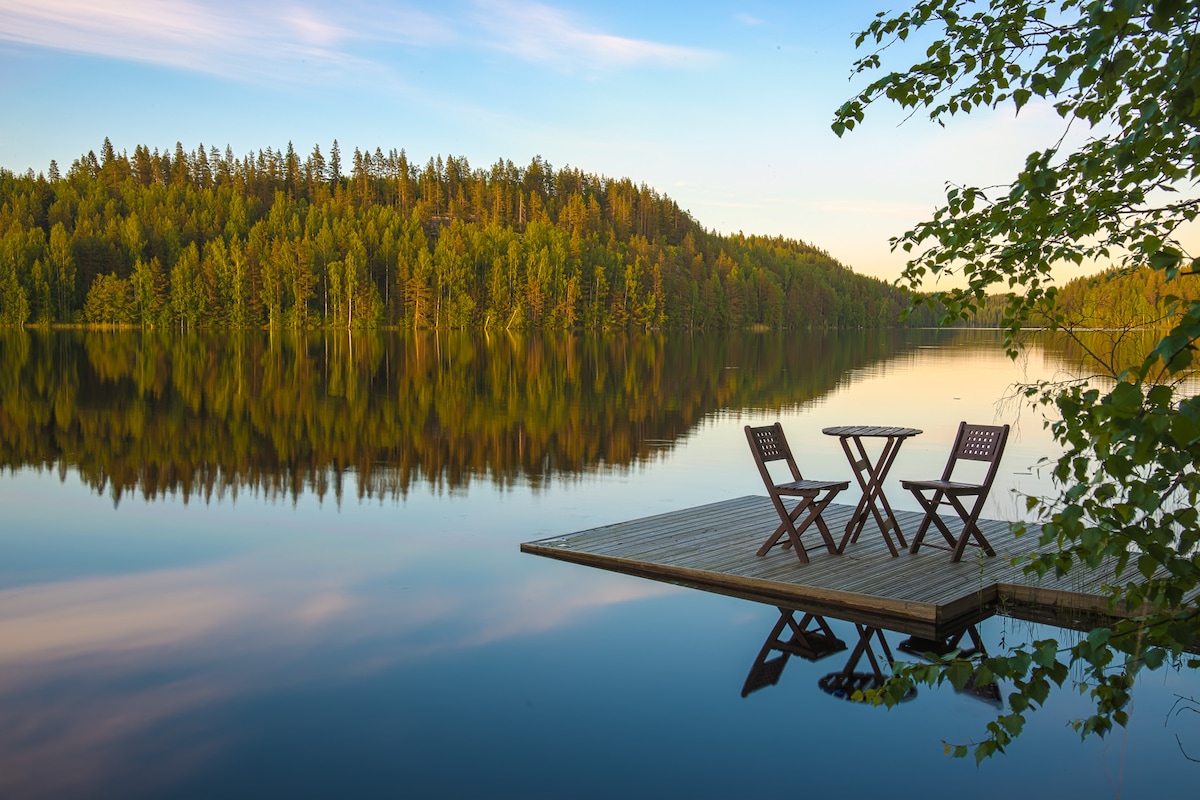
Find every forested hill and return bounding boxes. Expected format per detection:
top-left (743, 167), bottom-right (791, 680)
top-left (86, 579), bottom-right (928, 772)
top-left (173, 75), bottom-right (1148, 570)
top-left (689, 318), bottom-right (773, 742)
top-left (0, 139), bottom-right (928, 330)
top-left (963, 265), bottom-right (1200, 329)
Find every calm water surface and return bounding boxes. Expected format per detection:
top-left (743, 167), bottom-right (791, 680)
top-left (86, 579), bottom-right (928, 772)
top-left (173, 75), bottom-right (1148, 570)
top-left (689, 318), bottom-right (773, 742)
top-left (0, 329), bottom-right (1195, 798)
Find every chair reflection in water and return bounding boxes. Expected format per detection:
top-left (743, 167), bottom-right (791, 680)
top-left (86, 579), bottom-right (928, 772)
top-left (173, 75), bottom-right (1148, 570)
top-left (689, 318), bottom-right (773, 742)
top-left (742, 608), bottom-right (999, 707)
top-left (744, 423), bottom-right (849, 563)
top-left (897, 626), bottom-right (1002, 707)
top-left (742, 608), bottom-right (847, 697)
top-left (817, 624), bottom-right (917, 701)
top-left (741, 607), bottom-right (911, 701)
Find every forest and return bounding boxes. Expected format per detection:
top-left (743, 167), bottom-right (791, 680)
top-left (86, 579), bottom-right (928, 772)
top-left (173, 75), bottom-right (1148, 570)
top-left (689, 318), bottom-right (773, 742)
top-left (0, 139), bottom-right (927, 331)
top-left (963, 264), bottom-right (1200, 330)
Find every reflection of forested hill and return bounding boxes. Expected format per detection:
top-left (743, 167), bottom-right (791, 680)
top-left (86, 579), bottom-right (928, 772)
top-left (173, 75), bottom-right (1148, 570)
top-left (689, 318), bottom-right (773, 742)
top-left (0, 141), bottom-right (930, 330)
top-left (0, 330), bottom-right (916, 504)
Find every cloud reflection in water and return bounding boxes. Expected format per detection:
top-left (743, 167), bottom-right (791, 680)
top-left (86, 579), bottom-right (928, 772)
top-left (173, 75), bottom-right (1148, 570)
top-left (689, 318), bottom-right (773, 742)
top-left (0, 545), bottom-right (674, 796)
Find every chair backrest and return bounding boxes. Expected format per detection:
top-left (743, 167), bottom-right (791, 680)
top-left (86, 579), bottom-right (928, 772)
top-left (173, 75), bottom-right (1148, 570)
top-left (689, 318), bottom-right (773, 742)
top-left (940, 422), bottom-right (1010, 485)
top-left (746, 423), bottom-right (802, 485)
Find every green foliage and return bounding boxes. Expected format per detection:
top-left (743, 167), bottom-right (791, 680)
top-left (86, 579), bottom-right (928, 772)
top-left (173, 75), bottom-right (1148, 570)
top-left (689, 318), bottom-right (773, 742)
top-left (0, 143), bottom-right (924, 331)
top-left (83, 273), bottom-right (134, 325)
top-left (837, 0), bottom-right (1200, 759)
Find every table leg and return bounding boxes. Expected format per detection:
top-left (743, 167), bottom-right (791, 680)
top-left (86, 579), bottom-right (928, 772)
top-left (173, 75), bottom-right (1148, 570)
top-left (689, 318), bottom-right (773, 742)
top-left (836, 435), bottom-right (909, 556)
top-left (867, 436), bottom-right (909, 550)
top-left (837, 436), bottom-right (871, 548)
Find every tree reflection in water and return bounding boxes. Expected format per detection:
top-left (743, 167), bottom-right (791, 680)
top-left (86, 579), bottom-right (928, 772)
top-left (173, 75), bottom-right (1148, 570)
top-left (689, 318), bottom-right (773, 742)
top-left (0, 328), bottom-right (916, 505)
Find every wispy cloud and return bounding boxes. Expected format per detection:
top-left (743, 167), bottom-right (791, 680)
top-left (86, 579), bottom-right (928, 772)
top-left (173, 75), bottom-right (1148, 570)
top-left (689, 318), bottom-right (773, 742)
top-left (469, 0), bottom-right (717, 72)
top-left (0, 0), bottom-right (449, 84)
top-left (0, 0), bottom-right (716, 83)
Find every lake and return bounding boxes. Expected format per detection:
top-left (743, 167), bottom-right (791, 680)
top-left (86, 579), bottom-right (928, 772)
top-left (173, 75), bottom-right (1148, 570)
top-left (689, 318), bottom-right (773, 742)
top-left (0, 328), bottom-right (1195, 798)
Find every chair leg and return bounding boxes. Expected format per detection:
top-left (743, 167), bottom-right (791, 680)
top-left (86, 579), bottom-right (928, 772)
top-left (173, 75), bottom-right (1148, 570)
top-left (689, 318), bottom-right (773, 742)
top-left (909, 488), bottom-right (998, 562)
top-left (908, 488), bottom-right (956, 553)
top-left (758, 493), bottom-right (840, 563)
top-left (947, 495), bottom-right (995, 562)
top-left (925, 509), bottom-right (964, 550)
top-left (758, 496), bottom-right (814, 562)
top-left (799, 494), bottom-right (841, 556)
top-left (909, 489), bottom-right (996, 562)
top-left (758, 522), bottom-right (810, 561)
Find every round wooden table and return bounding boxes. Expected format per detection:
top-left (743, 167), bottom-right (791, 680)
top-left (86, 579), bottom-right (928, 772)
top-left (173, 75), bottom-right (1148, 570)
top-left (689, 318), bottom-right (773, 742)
top-left (822, 425), bottom-right (922, 557)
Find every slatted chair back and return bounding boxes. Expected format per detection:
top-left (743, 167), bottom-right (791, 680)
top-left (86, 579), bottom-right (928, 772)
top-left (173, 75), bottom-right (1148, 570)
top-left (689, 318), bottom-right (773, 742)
top-left (745, 423), bottom-right (848, 563)
top-left (747, 422), bottom-right (803, 483)
top-left (940, 422), bottom-right (1009, 484)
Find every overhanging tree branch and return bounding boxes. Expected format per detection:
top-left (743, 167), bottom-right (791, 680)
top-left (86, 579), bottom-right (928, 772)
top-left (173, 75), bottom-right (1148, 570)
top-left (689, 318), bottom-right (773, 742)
top-left (835, 0), bottom-right (1200, 760)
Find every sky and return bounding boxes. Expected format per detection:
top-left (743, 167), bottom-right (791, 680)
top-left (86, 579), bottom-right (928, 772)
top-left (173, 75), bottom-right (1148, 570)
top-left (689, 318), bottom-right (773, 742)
top-left (0, 0), bottom-right (1076, 286)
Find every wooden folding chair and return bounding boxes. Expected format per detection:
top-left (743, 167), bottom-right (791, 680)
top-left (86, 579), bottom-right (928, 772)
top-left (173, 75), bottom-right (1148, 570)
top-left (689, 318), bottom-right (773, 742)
top-left (745, 423), bottom-right (849, 563)
top-left (902, 422), bottom-right (1010, 562)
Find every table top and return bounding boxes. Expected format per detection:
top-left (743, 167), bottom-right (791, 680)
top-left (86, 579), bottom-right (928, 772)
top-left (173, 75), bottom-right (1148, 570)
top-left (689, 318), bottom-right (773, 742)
top-left (822, 425), bottom-right (923, 438)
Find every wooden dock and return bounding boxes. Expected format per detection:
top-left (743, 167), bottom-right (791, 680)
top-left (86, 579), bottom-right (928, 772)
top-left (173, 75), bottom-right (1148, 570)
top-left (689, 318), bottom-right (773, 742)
top-left (521, 495), bottom-right (1126, 639)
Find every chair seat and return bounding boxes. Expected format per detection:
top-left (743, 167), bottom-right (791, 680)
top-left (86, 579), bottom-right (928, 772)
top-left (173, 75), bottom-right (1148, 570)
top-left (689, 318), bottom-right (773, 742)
top-left (777, 479), bottom-right (850, 494)
top-left (900, 478), bottom-right (986, 494)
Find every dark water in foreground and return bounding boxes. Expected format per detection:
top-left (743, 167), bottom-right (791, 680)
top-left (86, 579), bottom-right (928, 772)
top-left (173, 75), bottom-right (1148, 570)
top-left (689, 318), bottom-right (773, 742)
top-left (0, 328), bottom-right (1195, 798)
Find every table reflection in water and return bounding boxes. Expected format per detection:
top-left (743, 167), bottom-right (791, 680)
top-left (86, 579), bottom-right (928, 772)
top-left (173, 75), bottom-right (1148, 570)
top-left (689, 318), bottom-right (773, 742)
top-left (741, 606), bottom-right (1001, 707)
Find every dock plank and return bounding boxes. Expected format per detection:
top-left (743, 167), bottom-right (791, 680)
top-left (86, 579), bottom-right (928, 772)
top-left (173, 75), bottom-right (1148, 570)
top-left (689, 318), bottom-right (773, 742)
top-left (521, 495), bottom-right (1125, 638)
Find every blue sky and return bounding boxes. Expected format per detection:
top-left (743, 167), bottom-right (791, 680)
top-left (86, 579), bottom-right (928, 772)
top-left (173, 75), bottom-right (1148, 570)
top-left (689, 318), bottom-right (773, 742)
top-left (0, 0), bottom-right (1066, 284)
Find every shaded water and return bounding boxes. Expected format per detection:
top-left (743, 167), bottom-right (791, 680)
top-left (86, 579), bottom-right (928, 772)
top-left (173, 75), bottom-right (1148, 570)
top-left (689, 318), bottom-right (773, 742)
top-left (0, 328), bottom-right (1195, 798)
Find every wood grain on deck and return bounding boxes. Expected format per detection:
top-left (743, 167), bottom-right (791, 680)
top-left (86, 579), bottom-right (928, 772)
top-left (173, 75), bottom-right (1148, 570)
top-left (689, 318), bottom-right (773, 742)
top-left (521, 495), bottom-right (1125, 638)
